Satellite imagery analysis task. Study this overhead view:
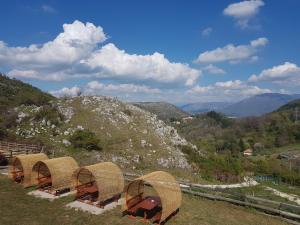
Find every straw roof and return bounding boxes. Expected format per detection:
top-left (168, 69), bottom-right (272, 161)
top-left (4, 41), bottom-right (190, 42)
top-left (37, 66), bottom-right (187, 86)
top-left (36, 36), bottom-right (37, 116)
top-left (73, 162), bottom-right (124, 202)
top-left (8, 153), bottom-right (48, 187)
top-left (125, 171), bottom-right (182, 222)
top-left (32, 156), bottom-right (79, 190)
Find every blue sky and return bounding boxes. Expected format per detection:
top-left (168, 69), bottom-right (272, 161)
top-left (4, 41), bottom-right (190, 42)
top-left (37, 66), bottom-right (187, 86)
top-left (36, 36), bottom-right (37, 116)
top-left (0, 0), bottom-right (300, 103)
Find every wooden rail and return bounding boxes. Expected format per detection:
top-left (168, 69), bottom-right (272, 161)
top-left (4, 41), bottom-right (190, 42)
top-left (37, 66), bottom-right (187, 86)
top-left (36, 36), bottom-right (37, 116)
top-left (0, 141), bottom-right (42, 159)
top-left (183, 189), bottom-right (300, 224)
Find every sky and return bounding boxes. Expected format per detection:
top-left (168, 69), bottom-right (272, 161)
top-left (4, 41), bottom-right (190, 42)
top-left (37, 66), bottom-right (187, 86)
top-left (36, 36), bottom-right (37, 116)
top-left (0, 0), bottom-right (300, 104)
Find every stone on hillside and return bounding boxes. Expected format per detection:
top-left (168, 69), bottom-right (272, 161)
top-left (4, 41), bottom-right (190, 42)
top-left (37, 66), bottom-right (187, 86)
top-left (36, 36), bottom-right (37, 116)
top-left (62, 139), bottom-right (71, 146)
top-left (77, 125), bottom-right (84, 130)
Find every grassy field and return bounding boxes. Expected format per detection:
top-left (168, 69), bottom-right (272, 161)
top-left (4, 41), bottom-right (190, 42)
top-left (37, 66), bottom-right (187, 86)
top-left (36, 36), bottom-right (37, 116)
top-left (262, 143), bottom-right (300, 156)
top-left (0, 175), bottom-right (289, 225)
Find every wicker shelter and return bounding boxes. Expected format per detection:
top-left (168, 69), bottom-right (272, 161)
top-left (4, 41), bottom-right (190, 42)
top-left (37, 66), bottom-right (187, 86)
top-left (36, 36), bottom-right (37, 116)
top-left (73, 162), bottom-right (124, 207)
top-left (124, 171), bottom-right (182, 224)
top-left (8, 153), bottom-right (48, 187)
top-left (32, 156), bottom-right (79, 194)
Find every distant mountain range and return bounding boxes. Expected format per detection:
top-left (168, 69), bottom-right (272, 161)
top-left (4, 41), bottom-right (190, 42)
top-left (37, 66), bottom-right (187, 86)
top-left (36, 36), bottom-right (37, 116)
top-left (179, 93), bottom-right (300, 118)
top-left (221, 93), bottom-right (300, 117)
top-left (180, 102), bottom-right (232, 114)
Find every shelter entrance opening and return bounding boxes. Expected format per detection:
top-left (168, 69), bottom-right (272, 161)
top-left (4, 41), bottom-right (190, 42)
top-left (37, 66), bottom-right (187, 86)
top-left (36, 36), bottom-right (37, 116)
top-left (75, 168), bottom-right (99, 204)
top-left (12, 158), bottom-right (24, 183)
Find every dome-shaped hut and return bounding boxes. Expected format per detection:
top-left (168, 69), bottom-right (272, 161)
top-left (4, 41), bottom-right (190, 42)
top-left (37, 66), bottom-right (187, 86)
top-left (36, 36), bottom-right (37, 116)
top-left (32, 156), bottom-right (79, 195)
top-left (73, 162), bottom-right (124, 207)
top-left (123, 171), bottom-right (181, 224)
top-left (8, 153), bottom-right (48, 187)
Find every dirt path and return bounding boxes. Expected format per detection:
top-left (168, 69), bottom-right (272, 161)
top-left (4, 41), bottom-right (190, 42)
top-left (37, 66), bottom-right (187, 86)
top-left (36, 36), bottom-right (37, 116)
top-left (265, 187), bottom-right (300, 205)
top-left (189, 177), bottom-right (259, 189)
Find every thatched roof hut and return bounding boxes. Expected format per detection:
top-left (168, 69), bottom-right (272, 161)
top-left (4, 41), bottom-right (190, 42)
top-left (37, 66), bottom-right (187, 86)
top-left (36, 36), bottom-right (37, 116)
top-left (8, 153), bottom-right (48, 187)
top-left (124, 171), bottom-right (182, 223)
top-left (73, 162), bottom-right (124, 204)
top-left (32, 156), bottom-right (79, 191)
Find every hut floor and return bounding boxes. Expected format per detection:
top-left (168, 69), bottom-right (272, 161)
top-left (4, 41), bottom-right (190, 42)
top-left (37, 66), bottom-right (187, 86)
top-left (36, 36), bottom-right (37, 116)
top-left (28, 190), bottom-right (75, 201)
top-left (67, 198), bottom-right (124, 215)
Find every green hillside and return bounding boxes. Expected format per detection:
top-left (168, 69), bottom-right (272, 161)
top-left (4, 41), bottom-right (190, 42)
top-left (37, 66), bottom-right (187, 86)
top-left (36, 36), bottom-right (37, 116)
top-left (174, 110), bottom-right (300, 185)
top-left (133, 102), bottom-right (189, 122)
top-left (0, 74), bottom-right (54, 111)
top-left (277, 99), bottom-right (300, 112)
top-left (0, 74), bottom-right (54, 140)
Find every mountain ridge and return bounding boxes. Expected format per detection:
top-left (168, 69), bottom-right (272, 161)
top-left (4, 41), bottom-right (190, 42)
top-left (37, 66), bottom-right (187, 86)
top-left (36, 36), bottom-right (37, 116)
top-left (133, 101), bottom-right (189, 121)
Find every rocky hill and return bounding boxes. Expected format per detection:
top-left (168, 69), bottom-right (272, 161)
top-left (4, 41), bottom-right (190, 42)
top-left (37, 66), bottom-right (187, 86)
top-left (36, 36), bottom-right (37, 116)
top-left (10, 96), bottom-right (194, 173)
top-left (133, 102), bottom-right (189, 121)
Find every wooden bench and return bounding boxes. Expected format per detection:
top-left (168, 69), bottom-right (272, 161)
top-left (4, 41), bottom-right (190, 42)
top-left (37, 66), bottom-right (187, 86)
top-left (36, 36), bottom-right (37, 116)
top-left (76, 182), bottom-right (98, 199)
top-left (127, 193), bottom-right (144, 214)
top-left (38, 176), bottom-right (52, 188)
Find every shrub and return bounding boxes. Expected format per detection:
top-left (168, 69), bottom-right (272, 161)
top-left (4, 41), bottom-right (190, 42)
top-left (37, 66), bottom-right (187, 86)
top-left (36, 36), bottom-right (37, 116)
top-left (69, 130), bottom-right (102, 151)
top-left (0, 126), bottom-right (8, 140)
top-left (34, 105), bottom-right (64, 125)
top-left (122, 109), bottom-right (132, 116)
top-left (206, 111), bottom-right (233, 128)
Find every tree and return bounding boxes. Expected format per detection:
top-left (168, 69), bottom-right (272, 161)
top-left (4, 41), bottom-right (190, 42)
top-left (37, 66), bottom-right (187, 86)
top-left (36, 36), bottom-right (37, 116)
top-left (69, 130), bottom-right (102, 151)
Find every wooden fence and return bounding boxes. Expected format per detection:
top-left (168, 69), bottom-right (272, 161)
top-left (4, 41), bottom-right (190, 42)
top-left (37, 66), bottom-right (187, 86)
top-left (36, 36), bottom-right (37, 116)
top-left (0, 141), bottom-right (42, 159)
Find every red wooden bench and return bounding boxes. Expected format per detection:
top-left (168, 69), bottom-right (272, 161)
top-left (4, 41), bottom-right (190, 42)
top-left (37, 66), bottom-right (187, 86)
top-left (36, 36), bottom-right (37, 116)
top-left (76, 182), bottom-right (98, 198)
top-left (127, 193), bottom-right (144, 214)
top-left (38, 176), bottom-right (52, 188)
top-left (12, 170), bottom-right (24, 182)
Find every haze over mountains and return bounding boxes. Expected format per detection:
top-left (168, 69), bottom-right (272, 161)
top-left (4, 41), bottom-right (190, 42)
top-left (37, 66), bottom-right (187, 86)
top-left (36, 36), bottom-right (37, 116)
top-left (180, 102), bottom-right (232, 115)
top-left (179, 93), bottom-right (300, 118)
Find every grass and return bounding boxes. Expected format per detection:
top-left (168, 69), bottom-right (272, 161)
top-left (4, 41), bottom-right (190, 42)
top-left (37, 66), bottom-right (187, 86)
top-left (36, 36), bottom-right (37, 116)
top-left (261, 181), bottom-right (300, 196)
top-left (0, 174), bottom-right (288, 225)
top-left (260, 143), bottom-right (300, 156)
top-left (216, 184), bottom-right (299, 204)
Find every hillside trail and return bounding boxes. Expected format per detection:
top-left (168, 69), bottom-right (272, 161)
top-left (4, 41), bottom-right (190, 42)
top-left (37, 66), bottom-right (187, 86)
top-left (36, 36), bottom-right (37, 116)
top-left (190, 177), bottom-right (258, 189)
top-left (265, 187), bottom-right (300, 205)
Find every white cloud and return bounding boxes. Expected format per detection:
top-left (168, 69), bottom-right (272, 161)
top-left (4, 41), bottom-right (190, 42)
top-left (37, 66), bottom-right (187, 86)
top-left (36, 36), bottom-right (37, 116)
top-left (86, 81), bottom-right (161, 94)
top-left (82, 43), bottom-right (200, 86)
top-left (1, 20), bottom-right (106, 71)
top-left (201, 27), bottom-right (213, 37)
top-left (41, 5), bottom-right (56, 13)
top-left (188, 80), bottom-right (271, 100)
top-left (195, 37), bottom-right (268, 64)
top-left (203, 64), bottom-right (226, 75)
top-left (50, 86), bottom-right (82, 97)
top-left (250, 37), bottom-right (268, 47)
top-left (249, 62), bottom-right (300, 85)
top-left (1, 20), bottom-right (201, 87)
top-left (223, 0), bottom-right (265, 29)
top-left (7, 69), bottom-right (40, 80)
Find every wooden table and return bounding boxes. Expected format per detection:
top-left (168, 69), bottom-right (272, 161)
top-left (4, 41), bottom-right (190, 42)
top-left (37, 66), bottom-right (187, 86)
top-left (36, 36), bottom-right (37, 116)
top-left (129, 196), bottom-right (161, 222)
top-left (139, 196), bottom-right (161, 211)
top-left (84, 186), bottom-right (98, 194)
